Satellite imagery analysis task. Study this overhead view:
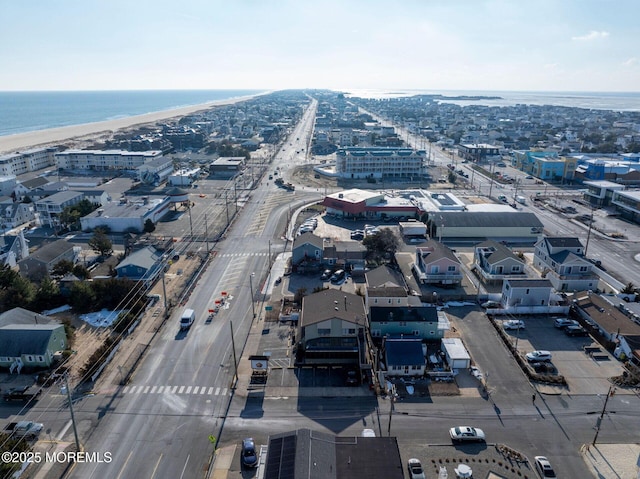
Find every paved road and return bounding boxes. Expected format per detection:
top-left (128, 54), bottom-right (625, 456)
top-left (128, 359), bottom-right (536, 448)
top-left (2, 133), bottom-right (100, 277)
top-left (61, 99), bottom-right (320, 479)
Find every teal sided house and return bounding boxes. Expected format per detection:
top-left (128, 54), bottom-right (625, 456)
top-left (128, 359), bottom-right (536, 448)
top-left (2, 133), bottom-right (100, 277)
top-left (115, 246), bottom-right (164, 285)
top-left (0, 308), bottom-right (68, 373)
top-left (369, 306), bottom-right (447, 340)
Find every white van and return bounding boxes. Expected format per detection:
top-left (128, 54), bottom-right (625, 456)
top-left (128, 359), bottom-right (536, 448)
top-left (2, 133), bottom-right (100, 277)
top-left (180, 309), bottom-right (195, 331)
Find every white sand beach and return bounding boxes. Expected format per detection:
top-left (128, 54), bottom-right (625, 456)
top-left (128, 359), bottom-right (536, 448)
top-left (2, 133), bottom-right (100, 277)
top-left (0, 92), bottom-right (266, 154)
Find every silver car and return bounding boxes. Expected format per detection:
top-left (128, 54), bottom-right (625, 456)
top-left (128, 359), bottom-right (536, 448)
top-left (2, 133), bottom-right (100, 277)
top-left (449, 426), bottom-right (486, 443)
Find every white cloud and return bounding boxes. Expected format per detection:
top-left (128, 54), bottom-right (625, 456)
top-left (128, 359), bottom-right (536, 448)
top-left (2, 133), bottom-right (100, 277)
top-left (623, 57), bottom-right (638, 66)
top-left (571, 30), bottom-right (610, 41)
top-left (544, 63), bottom-right (558, 69)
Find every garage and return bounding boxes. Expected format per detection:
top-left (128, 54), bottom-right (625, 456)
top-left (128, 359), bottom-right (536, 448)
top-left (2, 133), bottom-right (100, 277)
top-left (441, 338), bottom-right (471, 370)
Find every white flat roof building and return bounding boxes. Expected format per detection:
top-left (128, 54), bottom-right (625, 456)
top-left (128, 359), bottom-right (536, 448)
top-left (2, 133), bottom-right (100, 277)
top-left (55, 149), bottom-right (163, 170)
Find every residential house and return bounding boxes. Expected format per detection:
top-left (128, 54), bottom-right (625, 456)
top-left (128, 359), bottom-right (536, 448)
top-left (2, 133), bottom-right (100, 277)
top-left (474, 240), bottom-right (526, 284)
top-left (572, 293), bottom-right (640, 361)
top-left (365, 265), bottom-right (412, 310)
top-left (18, 239), bottom-right (76, 281)
top-left (0, 198), bottom-right (36, 229)
top-left (0, 308), bottom-right (68, 372)
top-left (383, 337), bottom-right (426, 377)
top-left (369, 306), bottom-right (446, 340)
top-left (298, 289), bottom-right (368, 367)
top-left (323, 240), bottom-right (367, 275)
top-left (13, 176), bottom-right (50, 202)
top-left (291, 233), bottom-right (324, 268)
top-left (533, 236), bottom-right (598, 292)
top-left (264, 429), bottom-right (404, 479)
top-left (501, 278), bottom-right (553, 308)
top-left (412, 240), bottom-right (463, 285)
top-left (0, 231), bottom-right (29, 268)
top-left (35, 190), bottom-right (84, 228)
top-left (115, 246), bottom-right (164, 285)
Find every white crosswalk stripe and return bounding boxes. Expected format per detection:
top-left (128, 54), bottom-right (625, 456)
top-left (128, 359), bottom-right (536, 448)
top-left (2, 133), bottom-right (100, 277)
top-left (121, 385), bottom-right (229, 396)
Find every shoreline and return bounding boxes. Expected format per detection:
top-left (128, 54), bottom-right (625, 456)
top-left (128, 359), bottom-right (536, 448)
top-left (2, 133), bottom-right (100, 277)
top-left (0, 92), bottom-right (268, 154)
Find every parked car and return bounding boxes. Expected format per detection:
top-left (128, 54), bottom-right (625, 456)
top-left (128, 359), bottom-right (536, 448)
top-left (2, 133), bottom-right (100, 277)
top-left (330, 269), bottom-right (346, 283)
top-left (320, 269), bottom-right (333, 280)
top-left (407, 458), bottom-right (426, 479)
top-left (526, 350), bottom-right (552, 363)
top-left (502, 319), bottom-right (525, 330)
top-left (350, 231), bottom-right (364, 240)
top-left (565, 325), bottom-right (588, 336)
top-left (481, 300), bottom-right (501, 309)
top-left (553, 317), bottom-right (573, 328)
top-left (241, 438), bottom-right (258, 468)
top-left (534, 456), bottom-right (557, 478)
top-left (449, 426), bottom-right (486, 443)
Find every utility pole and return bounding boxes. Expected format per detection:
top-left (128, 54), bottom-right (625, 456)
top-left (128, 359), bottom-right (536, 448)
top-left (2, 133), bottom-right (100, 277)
top-left (161, 271), bottom-right (168, 314)
top-left (249, 273), bottom-right (256, 318)
top-left (585, 205), bottom-right (595, 256)
top-left (204, 214), bottom-right (209, 252)
top-left (224, 190), bottom-right (229, 226)
top-left (63, 374), bottom-right (81, 452)
top-left (592, 385), bottom-right (616, 445)
top-left (187, 201), bottom-right (193, 238)
top-left (230, 320), bottom-right (238, 386)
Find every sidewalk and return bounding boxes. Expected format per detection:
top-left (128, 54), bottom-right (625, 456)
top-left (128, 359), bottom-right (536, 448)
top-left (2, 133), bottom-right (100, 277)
top-left (581, 443), bottom-right (640, 478)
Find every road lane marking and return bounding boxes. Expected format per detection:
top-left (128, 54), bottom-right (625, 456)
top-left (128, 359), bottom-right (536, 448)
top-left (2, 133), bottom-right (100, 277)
top-left (179, 454), bottom-right (190, 479)
top-left (143, 386), bottom-right (150, 394)
top-left (157, 386), bottom-right (164, 393)
top-left (149, 453), bottom-right (163, 479)
top-left (122, 386), bottom-right (130, 393)
top-left (171, 386), bottom-right (178, 393)
top-left (128, 386), bottom-right (137, 394)
top-left (215, 387), bottom-right (220, 395)
top-left (192, 386), bottom-right (199, 394)
top-left (222, 388), bottom-right (227, 396)
top-left (178, 386), bottom-right (185, 394)
top-left (115, 451), bottom-right (134, 479)
top-left (150, 386), bottom-right (157, 394)
top-left (186, 386), bottom-right (192, 394)
top-left (200, 388), bottom-right (207, 394)
top-left (208, 387), bottom-right (214, 394)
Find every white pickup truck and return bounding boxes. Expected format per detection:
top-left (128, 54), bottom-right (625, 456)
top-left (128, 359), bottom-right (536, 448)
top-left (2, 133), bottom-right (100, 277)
top-left (5, 421), bottom-right (44, 440)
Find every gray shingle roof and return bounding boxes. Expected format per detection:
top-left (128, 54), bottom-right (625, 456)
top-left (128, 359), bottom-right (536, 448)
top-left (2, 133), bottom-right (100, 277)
top-left (116, 246), bottom-right (162, 271)
top-left (293, 232), bottom-right (324, 250)
top-left (301, 289), bottom-right (366, 327)
top-left (0, 307), bottom-right (56, 328)
top-left (0, 324), bottom-right (63, 356)
top-left (546, 237), bottom-right (583, 248)
top-left (366, 265), bottom-right (405, 289)
top-left (27, 240), bottom-right (74, 263)
top-left (504, 278), bottom-right (553, 288)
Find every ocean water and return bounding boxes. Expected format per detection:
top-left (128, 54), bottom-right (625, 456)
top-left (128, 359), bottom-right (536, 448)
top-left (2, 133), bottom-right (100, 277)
top-left (345, 89), bottom-right (640, 112)
top-left (0, 90), bottom-right (265, 137)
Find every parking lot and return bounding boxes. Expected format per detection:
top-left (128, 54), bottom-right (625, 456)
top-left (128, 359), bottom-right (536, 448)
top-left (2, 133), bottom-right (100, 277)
top-left (499, 315), bottom-right (625, 394)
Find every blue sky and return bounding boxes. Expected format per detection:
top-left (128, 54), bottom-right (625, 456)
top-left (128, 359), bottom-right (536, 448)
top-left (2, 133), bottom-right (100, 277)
top-left (1, 0), bottom-right (638, 92)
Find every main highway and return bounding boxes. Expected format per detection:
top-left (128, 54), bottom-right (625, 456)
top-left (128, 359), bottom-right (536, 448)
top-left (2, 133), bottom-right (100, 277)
top-left (60, 98), bottom-right (320, 479)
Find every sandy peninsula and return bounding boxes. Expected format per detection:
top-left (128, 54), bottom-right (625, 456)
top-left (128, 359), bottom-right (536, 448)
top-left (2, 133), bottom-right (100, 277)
top-left (0, 92), bottom-right (267, 154)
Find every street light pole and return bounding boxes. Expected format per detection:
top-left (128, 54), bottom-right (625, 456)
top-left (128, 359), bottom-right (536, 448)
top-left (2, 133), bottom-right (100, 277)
top-left (249, 273), bottom-right (256, 318)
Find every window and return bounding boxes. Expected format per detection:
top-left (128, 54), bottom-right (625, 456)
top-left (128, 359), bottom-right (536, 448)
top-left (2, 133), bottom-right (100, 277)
top-left (579, 266), bottom-right (588, 272)
top-left (317, 328), bottom-right (330, 336)
top-left (27, 355), bottom-right (34, 362)
top-left (388, 299), bottom-right (392, 304)
top-left (342, 328), bottom-right (356, 335)
top-left (412, 330), bottom-right (420, 336)
top-left (37, 356), bottom-right (44, 362)
top-left (526, 289), bottom-right (530, 294)
top-left (447, 265), bottom-right (456, 272)
top-left (372, 330), bottom-right (381, 337)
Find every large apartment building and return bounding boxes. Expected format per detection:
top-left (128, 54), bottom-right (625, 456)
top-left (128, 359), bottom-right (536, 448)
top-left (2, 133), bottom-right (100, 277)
top-left (55, 149), bottom-right (163, 171)
top-left (335, 147), bottom-right (426, 179)
top-left (0, 148), bottom-right (57, 176)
